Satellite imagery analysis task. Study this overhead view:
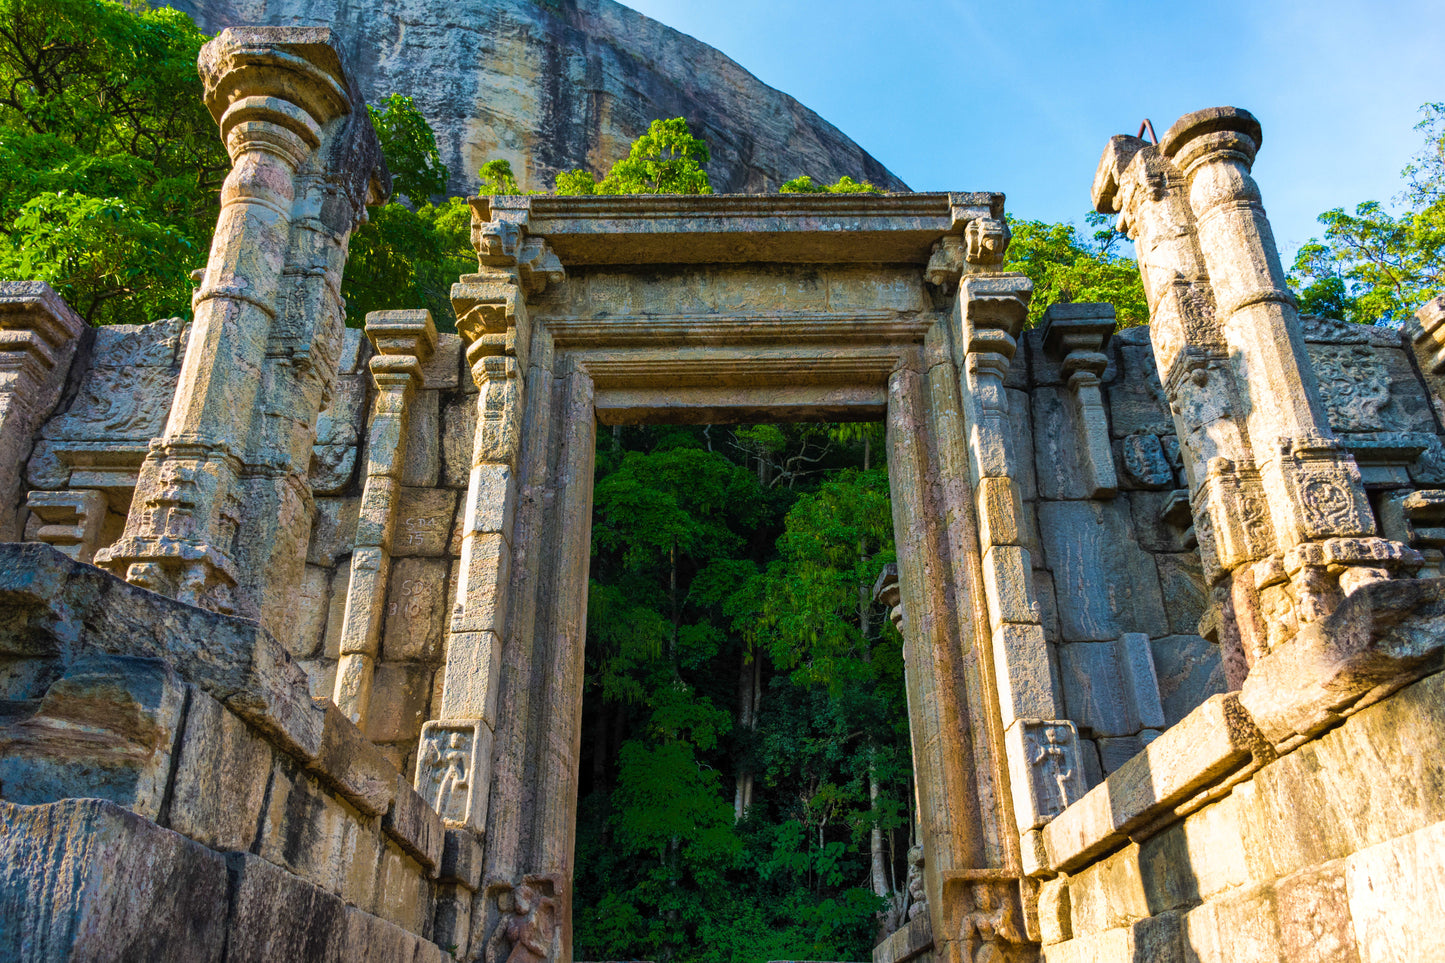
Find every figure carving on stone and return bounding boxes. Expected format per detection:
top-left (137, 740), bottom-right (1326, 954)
top-left (422, 729), bottom-right (472, 821)
top-left (960, 882), bottom-right (1023, 963)
top-left (485, 883), bottom-right (557, 963)
top-left (964, 217), bottom-right (1009, 266)
top-left (1029, 724), bottom-right (1076, 818)
top-left (905, 844), bottom-right (928, 921)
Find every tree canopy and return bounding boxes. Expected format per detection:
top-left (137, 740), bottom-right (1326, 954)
top-left (1004, 211), bottom-right (1149, 328)
top-left (0, 0), bottom-right (224, 324)
top-left (556, 117), bottom-right (713, 195)
top-left (1291, 103), bottom-right (1445, 325)
top-left (574, 425), bottom-right (912, 963)
top-left (779, 174), bottom-right (883, 195)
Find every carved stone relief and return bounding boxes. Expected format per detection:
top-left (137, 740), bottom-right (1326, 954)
top-left (417, 719), bottom-right (491, 832)
top-left (27, 318), bottom-right (190, 496)
top-left (1004, 719), bottom-right (1087, 830)
top-left (1309, 344), bottom-right (1393, 433)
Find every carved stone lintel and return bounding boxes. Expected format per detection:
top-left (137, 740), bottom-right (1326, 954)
top-left (416, 719), bottom-right (493, 833)
top-left (1004, 719), bottom-right (1087, 832)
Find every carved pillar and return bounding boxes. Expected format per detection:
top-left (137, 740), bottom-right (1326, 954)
top-left (1040, 304), bottom-right (1118, 499)
top-left (0, 283), bottom-right (86, 543)
top-left (1160, 108), bottom-right (1414, 633)
top-left (952, 275), bottom-right (1084, 874)
top-left (1096, 131), bottom-right (1279, 675)
top-left (96, 28), bottom-right (387, 635)
top-left (333, 310), bottom-right (436, 726)
top-left (415, 200), bottom-right (560, 849)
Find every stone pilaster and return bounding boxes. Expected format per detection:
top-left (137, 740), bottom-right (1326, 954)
top-left (417, 198), bottom-right (563, 842)
top-left (0, 283), bottom-right (86, 543)
top-left (951, 275), bottom-right (1084, 881)
top-left (96, 29), bottom-right (388, 635)
top-left (1040, 303), bottom-right (1119, 499)
top-left (333, 310), bottom-right (436, 727)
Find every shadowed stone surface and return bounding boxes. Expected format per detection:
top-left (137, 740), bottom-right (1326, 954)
top-left (0, 798), bottom-right (229, 963)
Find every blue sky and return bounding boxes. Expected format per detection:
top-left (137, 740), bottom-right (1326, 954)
top-left (621, 0), bottom-right (1443, 260)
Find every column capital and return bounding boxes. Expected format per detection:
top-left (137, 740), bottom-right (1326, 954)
top-left (199, 28), bottom-right (352, 135)
top-left (957, 275), bottom-right (1032, 378)
top-left (365, 309), bottom-right (438, 362)
top-left (1040, 303), bottom-right (1115, 365)
top-left (1160, 106), bottom-right (1262, 177)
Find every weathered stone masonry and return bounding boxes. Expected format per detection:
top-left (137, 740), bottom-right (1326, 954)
top-left (0, 30), bottom-right (1443, 963)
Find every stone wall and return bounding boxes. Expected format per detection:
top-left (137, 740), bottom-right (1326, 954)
top-left (21, 319), bottom-right (479, 783)
top-left (1036, 629), bottom-right (1445, 962)
top-left (0, 543), bottom-right (473, 961)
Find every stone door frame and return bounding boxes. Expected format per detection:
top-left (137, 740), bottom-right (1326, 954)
top-left (426, 193), bottom-right (1058, 963)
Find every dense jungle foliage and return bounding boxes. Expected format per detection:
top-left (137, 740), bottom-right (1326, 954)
top-left (5, 2), bottom-right (1441, 960)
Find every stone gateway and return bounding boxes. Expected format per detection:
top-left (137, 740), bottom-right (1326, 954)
top-left (1, 26), bottom-right (1443, 963)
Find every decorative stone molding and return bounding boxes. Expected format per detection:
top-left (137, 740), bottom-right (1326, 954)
top-left (1040, 304), bottom-right (1118, 498)
top-left (332, 309), bottom-right (436, 727)
top-left (23, 490), bottom-right (108, 563)
top-left (0, 282), bottom-right (86, 542)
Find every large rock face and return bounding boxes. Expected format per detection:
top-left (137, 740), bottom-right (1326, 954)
top-left (168, 0), bottom-right (908, 196)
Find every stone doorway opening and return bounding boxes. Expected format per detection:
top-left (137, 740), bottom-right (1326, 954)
top-left (570, 417), bottom-right (912, 960)
top-left (422, 192), bottom-right (1034, 963)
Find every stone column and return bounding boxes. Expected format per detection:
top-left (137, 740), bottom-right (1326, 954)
top-left (1160, 107), bottom-right (1413, 636)
top-left (1095, 132), bottom-right (1284, 677)
top-left (0, 283), bottom-right (86, 543)
top-left (96, 29), bottom-right (387, 634)
top-left (1040, 304), bottom-right (1118, 499)
top-left (333, 310), bottom-right (436, 726)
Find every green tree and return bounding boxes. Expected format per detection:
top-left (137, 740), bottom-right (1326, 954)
top-left (344, 94), bottom-right (472, 329)
top-left (0, 0), bottom-right (224, 323)
top-left (477, 158), bottom-right (525, 195)
top-left (1004, 212), bottom-right (1149, 328)
top-left (779, 174), bottom-right (883, 195)
top-left (367, 93), bottom-right (448, 206)
top-left (574, 424), bottom-right (903, 963)
top-left (341, 196), bottom-right (472, 329)
top-left (1292, 104), bottom-right (1445, 325)
top-left (556, 117), bottom-right (712, 195)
